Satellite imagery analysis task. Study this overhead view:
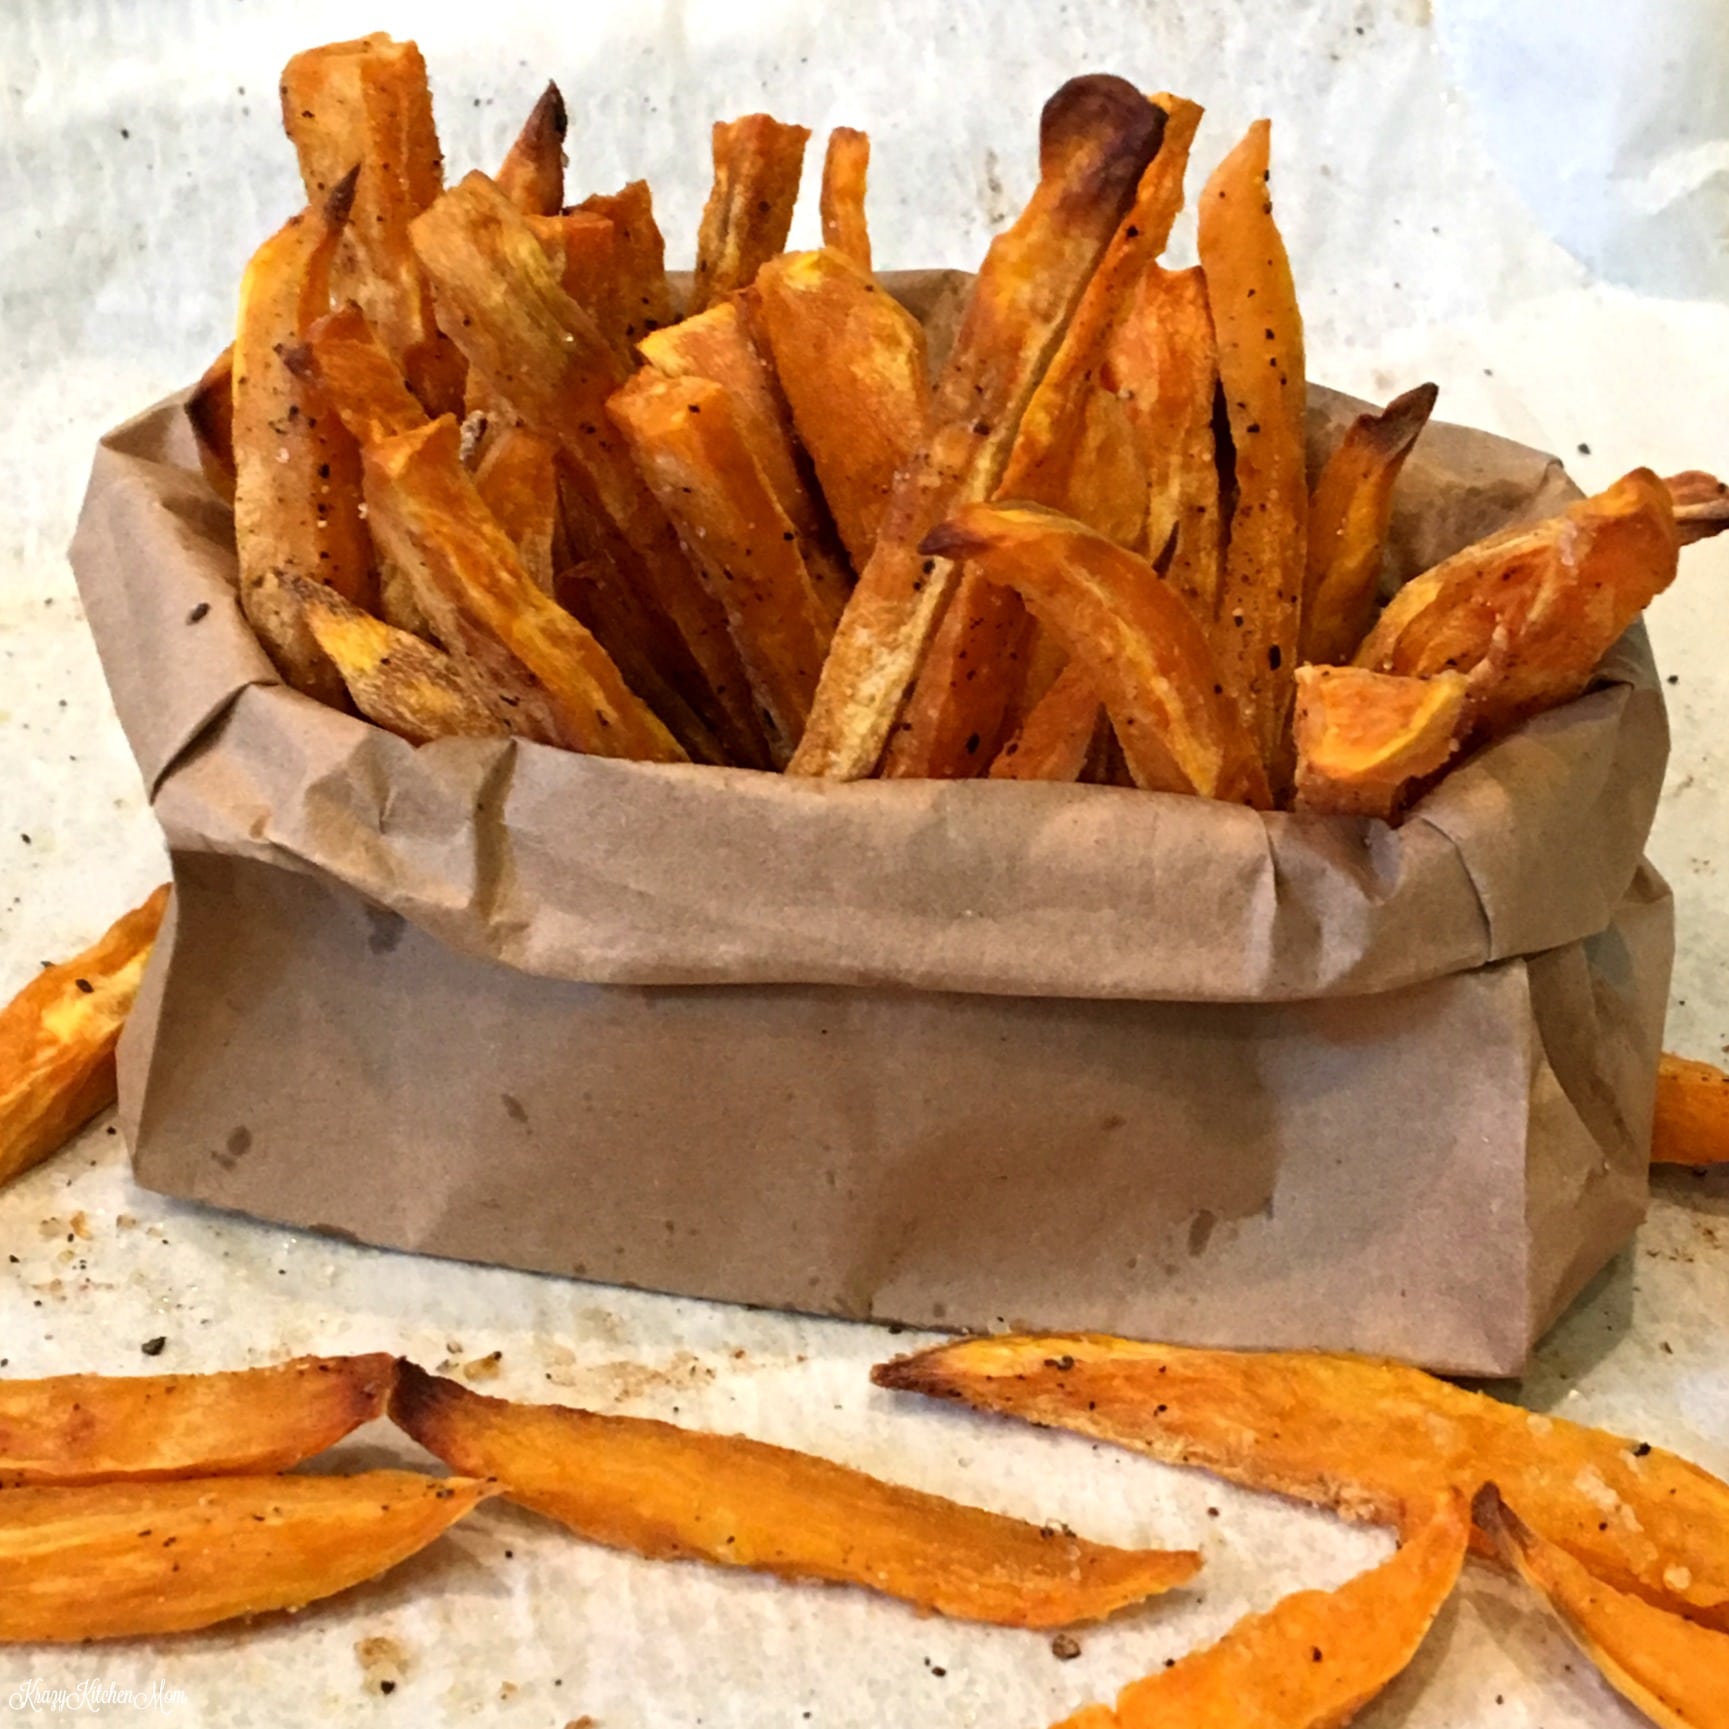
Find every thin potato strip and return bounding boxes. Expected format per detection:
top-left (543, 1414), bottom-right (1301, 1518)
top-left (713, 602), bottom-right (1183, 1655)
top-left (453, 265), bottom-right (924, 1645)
top-left (527, 211), bottom-right (627, 361)
top-left (1478, 1487), bottom-right (1729, 1729)
top-left (185, 345), bottom-right (236, 504)
top-left (1054, 1491), bottom-right (1468, 1729)
top-left (820, 126), bottom-right (872, 272)
top-left (0, 1471), bottom-right (489, 1643)
top-left (788, 76), bottom-right (1166, 779)
top-left (0, 887), bottom-right (170, 1189)
top-left (925, 503), bottom-right (1271, 805)
top-left (872, 1332), bottom-right (1729, 1628)
top-left (575, 180), bottom-right (673, 343)
top-left (1652, 1053), bottom-right (1729, 1166)
top-left (989, 661), bottom-right (1107, 783)
top-left (1302, 383), bottom-right (1439, 666)
top-left (294, 301), bottom-right (428, 446)
top-left (389, 1362), bottom-right (1199, 1627)
top-left (690, 113), bottom-right (811, 313)
top-left (0, 1355), bottom-right (395, 1489)
top-left (609, 372), bottom-right (831, 768)
top-left (1291, 665), bottom-right (1467, 822)
top-left (1199, 119), bottom-right (1308, 777)
top-left (474, 426), bottom-right (562, 595)
top-left (1354, 468), bottom-right (1680, 739)
top-left (496, 81), bottom-right (567, 215)
top-left (1666, 470), bottom-right (1729, 545)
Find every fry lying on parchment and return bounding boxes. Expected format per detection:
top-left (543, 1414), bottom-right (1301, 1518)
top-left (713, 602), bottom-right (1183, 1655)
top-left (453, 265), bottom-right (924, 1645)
top-left (873, 1332), bottom-right (1729, 1629)
top-left (1651, 1053), bottom-right (1729, 1167)
top-left (0, 1471), bottom-right (489, 1643)
top-left (389, 1360), bottom-right (1199, 1628)
top-left (1054, 1491), bottom-right (1468, 1729)
top-left (1478, 1486), bottom-right (1729, 1729)
top-left (0, 1355), bottom-right (395, 1488)
top-left (0, 885), bottom-right (170, 1190)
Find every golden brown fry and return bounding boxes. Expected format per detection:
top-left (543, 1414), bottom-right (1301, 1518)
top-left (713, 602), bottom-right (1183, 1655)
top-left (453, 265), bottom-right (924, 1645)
top-left (819, 126), bottom-right (872, 272)
top-left (389, 1361), bottom-right (1199, 1627)
top-left (496, 81), bottom-right (567, 215)
top-left (873, 1332), bottom-right (1729, 1629)
top-left (690, 113), bottom-right (812, 313)
top-left (1303, 384), bottom-right (1438, 667)
top-left (0, 1471), bottom-right (489, 1643)
top-left (363, 415), bottom-right (686, 762)
top-left (989, 661), bottom-right (1107, 782)
top-left (185, 345), bottom-right (236, 504)
top-left (1477, 1487), bottom-right (1729, 1729)
top-left (754, 247), bottom-right (932, 570)
top-left (1055, 1491), bottom-right (1468, 1729)
top-left (411, 172), bottom-right (766, 766)
top-left (473, 426), bottom-right (562, 595)
top-left (1354, 469), bottom-right (1681, 740)
top-left (527, 211), bottom-right (626, 360)
top-left (925, 503), bottom-right (1271, 805)
top-left (1652, 1053), bottom-right (1729, 1167)
top-left (1199, 119), bottom-right (1308, 777)
top-left (609, 372), bottom-right (831, 767)
top-left (293, 300), bottom-right (428, 446)
top-left (1666, 470), bottom-right (1729, 545)
top-left (0, 887), bottom-right (169, 1190)
top-left (575, 180), bottom-right (673, 343)
top-left (789, 77), bottom-right (1166, 779)
top-left (1291, 665), bottom-right (1467, 822)
top-left (0, 1355), bottom-right (395, 1489)
top-left (232, 177), bottom-right (374, 705)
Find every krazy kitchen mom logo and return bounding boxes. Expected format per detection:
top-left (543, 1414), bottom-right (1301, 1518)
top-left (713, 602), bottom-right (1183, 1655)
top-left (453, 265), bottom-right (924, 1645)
top-left (8, 1678), bottom-right (186, 1714)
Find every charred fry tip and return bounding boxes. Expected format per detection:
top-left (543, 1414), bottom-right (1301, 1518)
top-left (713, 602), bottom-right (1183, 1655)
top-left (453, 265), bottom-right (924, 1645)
top-left (1392, 381), bottom-right (1440, 420)
top-left (868, 1353), bottom-right (938, 1392)
top-left (1038, 74), bottom-right (1166, 181)
top-left (323, 162), bottom-right (361, 231)
top-left (532, 80), bottom-right (568, 142)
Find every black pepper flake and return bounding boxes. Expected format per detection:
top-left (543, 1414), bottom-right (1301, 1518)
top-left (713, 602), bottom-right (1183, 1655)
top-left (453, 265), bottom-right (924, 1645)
top-left (1267, 644), bottom-right (1282, 671)
top-left (1312, 1647), bottom-right (1324, 1662)
top-left (1051, 1634), bottom-right (1082, 1661)
top-left (1124, 225), bottom-right (1140, 239)
top-left (120, 128), bottom-right (130, 140)
top-left (1577, 442), bottom-right (1591, 456)
top-left (922, 559), bottom-right (936, 575)
top-left (964, 732), bottom-right (981, 755)
top-left (74, 978), bottom-right (93, 995)
top-left (930, 1667), bottom-right (946, 1679)
top-left (1667, 674), bottom-right (1679, 686)
top-left (1634, 1441), bottom-right (1652, 1457)
top-left (187, 602), bottom-right (210, 624)
top-left (141, 1336), bottom-right (167, 1356)
top-left (1245, 421), bottom-right (1261, 435)
top-left (380, 1681), bottom-right (396, 1696)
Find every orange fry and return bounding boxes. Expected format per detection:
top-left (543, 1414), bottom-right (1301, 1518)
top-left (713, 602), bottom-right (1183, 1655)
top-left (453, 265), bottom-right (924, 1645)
top-left (873, 1332), bottom-right (1729, 1629)
top-left (293, 300), bottom-right (427, 446)
top-left (1666, 470), bottom-right (1729, 545)
top-left (1056, 1491), bottom-right (1468, 1729)
top-left (0, 887), bottom-right (170, 1190)
top-left (474, 425), bottom-right (562, 594)
top-left (496, 81), bottom-right (567, 215)
top-left (789, 76), bottom-right (1166, 779)
top-left (389, 1362), bottom-right (1199, 1628)
top-left (989, 661), bottom-right (1107, 783)
top-left (819, 126), bottom-right (872, 273)
top-left (925, 503), bottom-right (1271, 805)
top-left (528, 211), bottom-right (626, 361)
top-left (690, 113), bottom-right (811, 313)
top-left (0, 1355), bottom-right (395, 1489)
top-left (1291, 665), bottom-right (1467, 822)
top-left (1652, 1053), bottom-right (1729, 1167)
top-left (0, 1471), bottom-right (488, 1643)
top-left (185, 345), bottom-right (236, 504)
top-left (1199, 119), bottom-right (1308, 776)
top-left (1354, 468), bottom-right (1680, 740)
top-left (575, 180), bottom-right (674, 344)
top-left (610, 372), bottom-right (832, 767)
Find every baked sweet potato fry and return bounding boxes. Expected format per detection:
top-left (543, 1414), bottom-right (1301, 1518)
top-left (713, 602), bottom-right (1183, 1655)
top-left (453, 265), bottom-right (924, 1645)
top-left (1199, 119), bottom-right (1308, 777)
top-left (1652, 1053), bottom-right (1729, 1167)
top-left (990, 661), bottom-right (1107, 782)
top-left (185, 344), bottom-right (236, 504)
top-left (528, 211), bottom-right (626, 361)
top-left (1055, 1490), bottom-right (1468, 1729)
top-left (575, 180), bottom-right (673, 343)
top-left (389, 1362), bottom-right (1198, 1627)
top-left (820, 126), bottom-right (872, 272)
top-left (364, 415), bottom-right (686, 761)
top-left (1477, 1487), bottom-right (1729, 1729)
top-left (0, 1355), bottom-right (395, 1489)
top-left (609, 372), bottom-right (831, 766)
top-left (873, 1332), bottom-right (1729, 1629)
top-left (473, 425), bottom-right (562, 595)
top-left (925, 503), bottom-right (1271, 804)
top-left (1303, 384), bottom-right (1439, 667)
top-left (1354, 468), bottom-right (1681, 740)
top-left (789, 77), bottom-right (1166, 779)
top-left (0, 886), bottom-right (169, 1190)
top-left (292, 300), bottom-right (428, 446)
top-left (1667, 470), bottom-right (1729, 545)
top-left (755, 247), bottom-right (931, 572)
top-left (690, 113), bottom-right (811, 313)
top-left (496, 81), bottom-right (566, 215)
top-left (0, 1471), bottom-right (489, 1643)
top-left (1291, 665), bottom-right (1467, 821)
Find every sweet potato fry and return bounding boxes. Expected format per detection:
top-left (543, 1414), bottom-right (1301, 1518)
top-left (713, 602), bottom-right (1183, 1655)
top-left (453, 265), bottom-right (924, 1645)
top-left (609, 372), bottom-right (831, 766)
top-left (1478, 1487), bottom-right (1729, 1729)
top-left (1303, 384), bottom-right (1439, 667)
top-left (1652, 1053), bottom-right (1729, 1166)
top-left (528, 211), bottom-right (626, 361)
top-left (1291, 665), bottom-right (1467, 822)
top-left (1666, 470), bottom-right (1729, 545)
top-left (473, 426), bottom-right (562, 595)
top-left (990, 661), bottom-right (1108, 782)
top-left (0, 1471), bottom-right (489, 1643)
top-left (873, 1332), bottom-right (1729, 1629)
top-left (789, 76), bottom-right (1166, 779)
top-left (411, 172), bottom-right (766, 765)
top-left (293, 300), bottom-right (427, 446)
top-left (690, 113), bottom-right (811, 313)
top-left (1199, 119), bottom-right (1308, 777)
top-left (575, 180), bottom-right (673, 343)
top-left (185, 344), bottom-right (236, 503)
top-left (1055, 1491), bottom-right (1468, 1729)
top-left (364, 416), bottom-right (685, 761)
top-left (1354, 468), bottom-right (1681, 740)
top-left (754, 247), bottom-right (932, 571)
top-left (820, 126), bottom-right (872, 272)
top-left (924, 503), bottom-right (1271, 804)
top-left (0, 1355), bottom-right (395, 1489)
top-left (389, 1361), bottom-right (1198, 1627)
top-left (0, 886), bottom-right (169, 1190)
top-left (232, 176), bottom-right (374, 705)
top-left (497, 81), bottom-right (567, 215)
